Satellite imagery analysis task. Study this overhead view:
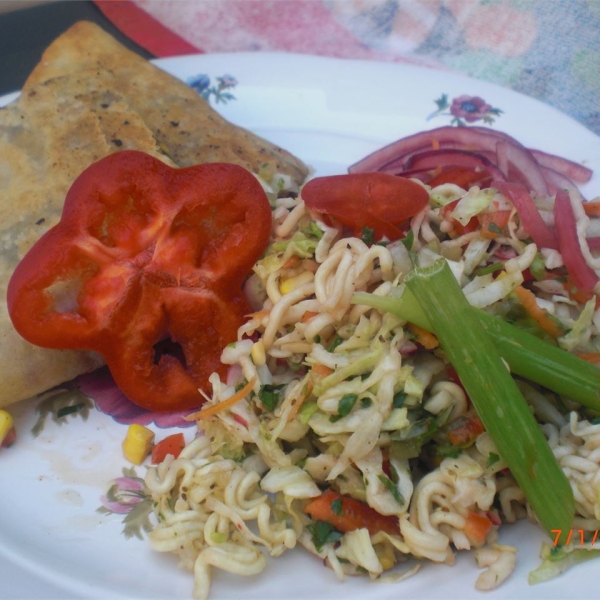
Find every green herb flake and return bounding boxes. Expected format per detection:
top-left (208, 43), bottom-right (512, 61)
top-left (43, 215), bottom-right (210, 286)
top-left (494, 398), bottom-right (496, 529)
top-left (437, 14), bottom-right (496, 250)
top-left (361, 227), bottom-right (375, 245)
top-left (327, 334), bottom-right (343, 352)
top-left (393, 392), bottom-right (407, 409)
top-left (306, 520), bottom-right (344, 552)
top-left (401, 230), bottom-right (414, 250)
top-left (259, 384), bottom-right (285, 411)
top-left (360, 398), bottom-right (373, 409)
top-left (487, 452), bottom-right (500, 468)
top-left (474, 262), bottom-right (504, 277)
top-left (378, 474), bottom-right (404, 505)
top-left (338, 394), bottom-right (358, 417)
top-left (330, 497), bottom-right (343, 516)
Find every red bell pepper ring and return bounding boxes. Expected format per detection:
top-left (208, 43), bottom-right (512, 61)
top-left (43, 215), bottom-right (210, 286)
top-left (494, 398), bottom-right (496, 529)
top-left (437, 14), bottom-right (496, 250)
top-left (7, 151), bottom-right (272, 412)
top-left (301, 172), bottom-right (429, 241)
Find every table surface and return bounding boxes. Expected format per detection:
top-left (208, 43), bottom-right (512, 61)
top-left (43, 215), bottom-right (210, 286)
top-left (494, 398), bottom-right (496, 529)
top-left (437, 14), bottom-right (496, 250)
top-left (0, 0), bottom-right (152, 96)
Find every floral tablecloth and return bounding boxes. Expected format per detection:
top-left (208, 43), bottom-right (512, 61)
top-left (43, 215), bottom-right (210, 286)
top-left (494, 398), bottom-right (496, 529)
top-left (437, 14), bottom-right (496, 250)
top-left (94, 0), bottom-right (600, 135)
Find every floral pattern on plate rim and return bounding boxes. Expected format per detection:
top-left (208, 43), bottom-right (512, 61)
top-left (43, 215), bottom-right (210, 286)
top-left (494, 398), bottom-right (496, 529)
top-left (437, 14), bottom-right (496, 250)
top-left (428, 94), bottom-right (503, 126)
top-left (187, 73), bottom-right (238, 104)
top-left (97, 467), bottom-right (154, 540)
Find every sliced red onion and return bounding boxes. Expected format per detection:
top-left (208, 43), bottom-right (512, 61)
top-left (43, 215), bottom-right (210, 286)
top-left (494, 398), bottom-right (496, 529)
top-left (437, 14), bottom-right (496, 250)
top-left (540, 166), bottom-right (586, 201)
top-left (554, 189), bottom-right (599, 293)
top-left (492, 180), bottom-right (559, 250)
top-left (587, 237), bottom-right (600, 251)
top-left (406, 149), bottom-right (506, 180)
top-left (530, 149), bottom-right (593, 184)
top-left (350, 126), bottom-right (549, 196)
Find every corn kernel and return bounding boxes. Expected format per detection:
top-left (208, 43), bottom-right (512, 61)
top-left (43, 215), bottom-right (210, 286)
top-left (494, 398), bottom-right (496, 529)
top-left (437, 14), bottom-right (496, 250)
top-left (375, 541), bottom-right (396, 571)
top-left (0, 410), bottom-right (14, 445)
top-left (122, 423), bottom-right (155, 465)
top-left (251, 340), bottom-right (266, 366)
top-left (279, 271), bottom-right (314, 295)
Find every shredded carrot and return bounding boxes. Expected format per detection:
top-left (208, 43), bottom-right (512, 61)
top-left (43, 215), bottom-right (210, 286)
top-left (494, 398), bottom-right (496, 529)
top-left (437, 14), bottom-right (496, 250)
top-left (288, 379), bottom-right (314, 421)
top-left (408, 322), bottom-right (439, 349)
top-left (564, 279), bottom-right (600, 308)
top-left (446, 410), bottom-right (485, 445)
top-left (304, 489), bottom-right (400, 536)
top-left (185, 377), bottom-right (257, 421)
top-left (575, 352), bottom-right (600, 365)
top-left (514, 285), bottom-right (564, 339)
top-left (282, 255), bottom-right (301, 270)
top-left (301, 310), bottom-right (319, 323)
top-left (432, 138), bottom-right (440, 151)
top-left (583, 201), bottom-right (600, 218)
top-left (478, 210), bottom-right (512, 239)
top-left (312, 363), bottom-right (334, 377)
top-left (463, 511), bottom-right (494, 546)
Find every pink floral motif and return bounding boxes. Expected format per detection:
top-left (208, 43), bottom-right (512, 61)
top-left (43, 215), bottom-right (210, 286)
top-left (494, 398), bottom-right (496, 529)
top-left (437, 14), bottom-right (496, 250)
top-left (97, 468), bottom-right (154, 539)
top-left (76, 367), bottom-right (195, 428)
top-left (449, 95), bottom-right (493, 123)
top-left (428, 93), bottom-right (503, 126)
top-left (100, 476), bottom-right (146, 514)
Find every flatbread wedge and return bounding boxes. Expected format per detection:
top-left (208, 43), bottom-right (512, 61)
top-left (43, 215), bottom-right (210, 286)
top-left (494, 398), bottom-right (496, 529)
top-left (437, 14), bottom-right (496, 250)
top-left (0, 69), bottom-right (174, 408)
top-left (25, 21), bottom-right (309, 184)
top-left (2, 23), bottom-right (309, 409)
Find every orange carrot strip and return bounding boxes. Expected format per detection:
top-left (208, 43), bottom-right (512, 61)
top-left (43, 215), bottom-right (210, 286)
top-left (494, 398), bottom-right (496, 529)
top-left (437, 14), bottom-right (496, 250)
top-left (288, 380), bottom-right (314, 421)
top-left (575, 352), bottom-right (600, 365)
top-left (185, 377), bottom-right (257, 421)
top-left (301, 310), bottom-right (319, 323)
top-left (304, 489), bottom-right (400, 536)
top-left (446, 410), bottom-right (485, 445)
top-left (478, 210), bottom-right (512, 239)
top-left (408, 322), bottom-right (439, 349)
top-left (312, 363), bottom-right (334, 377)
top-left (282, 255), bottom-right (301, 269)
top-left (564, 279), bottom-right (600, 308)
top-left (583, 201), bottom-right (600, 217)
top-left (514, 285), bottom-right (564, 339)
top-left (464, 511), bottom-right (494, 546)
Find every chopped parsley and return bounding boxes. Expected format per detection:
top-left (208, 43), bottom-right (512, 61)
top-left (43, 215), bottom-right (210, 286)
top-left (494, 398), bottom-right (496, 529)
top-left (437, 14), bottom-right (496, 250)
top-left (378, 474), bottom-right (404, 505)
top-left (401, 229), bottom-right (414, 250)
top-left (330, 497), bottom-right (343, 516)
top-left (307, 520), bottom-right (343, 552)
top-left (338, 394), bottom-right (358, 417)
top-left (361, 226), bottom-right (375, 245)
top-left (259, 383), bottom-right (285, 411)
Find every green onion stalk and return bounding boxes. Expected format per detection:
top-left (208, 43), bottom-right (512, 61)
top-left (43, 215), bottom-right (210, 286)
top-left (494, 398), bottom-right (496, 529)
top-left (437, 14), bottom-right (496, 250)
top-left (355, 259), bottom-right (575, 543)
top-left (353, 288), bottom-right (600, 411)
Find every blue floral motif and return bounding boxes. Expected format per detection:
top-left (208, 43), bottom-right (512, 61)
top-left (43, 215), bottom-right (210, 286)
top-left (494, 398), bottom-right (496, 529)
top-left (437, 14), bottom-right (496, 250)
top-left (187, 73), bottom-right (238, 104)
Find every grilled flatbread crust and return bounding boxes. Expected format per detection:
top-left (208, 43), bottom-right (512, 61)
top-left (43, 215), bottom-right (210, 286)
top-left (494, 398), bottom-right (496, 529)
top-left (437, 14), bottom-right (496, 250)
top-left (26, 21), bottom-right (309, 183)
top-left (0, 69), bottom-right (173, 408)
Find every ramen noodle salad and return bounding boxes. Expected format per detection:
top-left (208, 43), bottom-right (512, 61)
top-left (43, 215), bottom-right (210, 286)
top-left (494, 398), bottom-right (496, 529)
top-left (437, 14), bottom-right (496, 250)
top-left (144, 173), bottom-right (600, 599)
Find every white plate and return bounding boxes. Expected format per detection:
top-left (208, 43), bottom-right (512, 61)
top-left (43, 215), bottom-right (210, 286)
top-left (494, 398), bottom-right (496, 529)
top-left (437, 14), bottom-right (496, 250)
top-left (1, 53), bottom-right (599, 600)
